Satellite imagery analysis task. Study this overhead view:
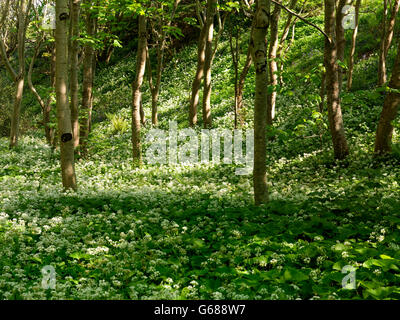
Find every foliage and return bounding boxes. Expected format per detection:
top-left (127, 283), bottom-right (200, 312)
top-left (1, 0), bottom-right (400, 301)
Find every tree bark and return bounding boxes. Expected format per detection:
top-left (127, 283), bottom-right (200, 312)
top-left (56, 0), bottom-right (77, 190)
top-left (319, 70), bottom-right (326, 112)
top-left (237, 44), bottom-right (252, 127)
top-left (229, 25), bottom-right (240, 128)
top-left (324, 0), bottom-right (349, 160)
top-left (189, 6), bottom-right (207, 127)
top-left (0, 0), bottom-right (31, 148)
top-left (147, 0), bottom-right (180, 126)
top-left (132, 15), bottom-right (147, 165)
top-left (347, 0), bottom-right (361, 91)
top-left (374, 40), bottom-right (400, 154)
top-left (251, 0), bottom-right (270, 205)
top-left (202, 0), bottom-right (216, 129)
top-left (69, 0), bottom-right (81, 150)
top-left (10, 77), bottom-right (24, 148)
top-left (378, 0), bottom-right (400, 86)
top-left (80, 0), bottom-right (96, 156)
top-left (335, 0), bottom-right (347, 92)
top-left (267, 2), bottom-right (281, 125)
top-left (276, 0), bottom-right (302, 85)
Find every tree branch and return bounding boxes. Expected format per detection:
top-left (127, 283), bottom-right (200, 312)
top-left (270, 0), bottom-right (333, 44)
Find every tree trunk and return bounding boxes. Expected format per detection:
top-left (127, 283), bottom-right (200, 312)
top-left (324, 0), bottom-right (349, 160)
top-left (237, 44), bottom-right (252, 127)
top-left (347, 0), bottom-right (361, 91)
top-left (69, 0), bottom-right (81, 150)
top-left (132, 15), bottom-right (147, 165)
top-left (335, 0), bottom-right (347, 92)
top-left (229, 26), bottom-right (240, 128)
top-left (10, 77), bottom-right (24, 148)
top-left (0, 0), bottom-right (31, 148)
top-left (267, 2), bottom-right (281, 125)
top-left (374, 40), bottom-right (400, 154)
top-left (148, 0), bottom-right (180, 126)
top-left (80, 1), bottom-right (96, 156)
top-left (319, 70), bottom-right (326, 112)
top-left (251, 0), bottom-right (270, 205)
top-left (56, 0), bottom-right (77, 190)
top-left (202, 0), bottom-right (216, 129)
top-left (378, 0), bottom-right (400, 86)
top-left (276, 0), bottom-right (301, 85)
top-left (45, 41), bottom-right (56, 146)
top-left (189, 17), bottom-right (207, 127)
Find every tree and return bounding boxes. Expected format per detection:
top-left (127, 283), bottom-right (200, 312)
top-left (27, 2), bottom-right (57, 147)
top-left (80, 0), bottom-right (97, 156)
top-left (324, 0), bottom-right (349, 160)
top-left (275, 0), bottom-right (302, 85)
top-left (378, 0), bottom-right (400, 86)
top-left (189, 0), bottom-right (207, 127)
top-left (202, 0), bottom-right (216, 129)
top-left (347, 0), bottom-right (361, 91)
top-left (146, 0), bottom-right (181, 126)
top-left (56, 0), bottom-right (77, 190)
top-left (69, 0), bottom-right (81, 150)
top-left (189, 0), bottom-right (226, 128)
top-left (374, 40), bottom-right (400, 154)
top-left (132, 14), bottom-right (147, 165)
top-left (251, 0), bottom-right (270, 205)
top-left (267, 1), bottom-right (281, 125)
top-left (335, 0), bottom-right (348, 92)
top-left (0, 0), bottom-right (32, 148)
top-left (236, 43), bottom-right (252, 126)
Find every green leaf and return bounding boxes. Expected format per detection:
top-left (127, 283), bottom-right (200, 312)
top-left (282, 267), bottom-right (309, 282)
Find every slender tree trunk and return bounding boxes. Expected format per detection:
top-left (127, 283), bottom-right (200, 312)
top-left (146, 44), bottom-right (160, 126)
top-left (319, 70), bottom-right (326, 112)
top-left (69, 0), bottom-right (81, 150)
top-left (251, 0), bottom-right (270, 205)
top-left (267, 3), bottom-right (281, 125)
top-left (132, 15), bottom-right (147, 165)
top-left (237, 44), bottom-right (252, 126)
top-left (202, 0), bottom-right (216, 129)
top-left (347, 0), bottom-right (361, 91)
top-left (374, 40), bottom-right (400, 154)
top-left (56, 0), bottom-right (77, 190)
top-left (378, 0), bottom-right (399, 86)
top-left (324, 0), bottom-right (349, 160)
top-left (46, 41), bottom-right (57, 146)
top-left (189, 17), bottom-right (207, 127)
top-left (378, 0), bottom-right (389, 86)
top-left (278, 19), bottom-right (297, 85)
top-left (229, 26), bottom-right (240, 128)
top-left (10, 78), bottom-right (24, 148)
top-left (0, 0), bottom-right (31, 148)
top-left (148, 0), bottom-right (180, 126)
top-left (276, 0), bottom-right (302, 85)
top-left (140, 98), bottom-right (146, 125)
top-left (278, 0), bottom-right (298, 45)
top-left (80, 1), bottom-right (96, 156)
top-left (28, 37), bottom-right (56, 146)
top-left (335, 0), bottom-right (347, 92)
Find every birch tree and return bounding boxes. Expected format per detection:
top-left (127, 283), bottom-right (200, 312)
top-left (56, 0), bottom-right (77, 189)
top-left (0, 0), bottom-right (32, 148)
